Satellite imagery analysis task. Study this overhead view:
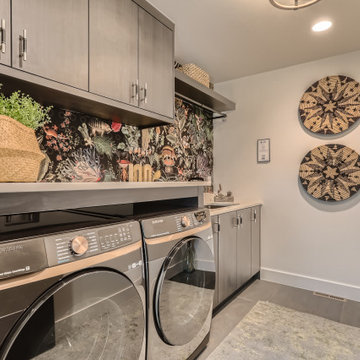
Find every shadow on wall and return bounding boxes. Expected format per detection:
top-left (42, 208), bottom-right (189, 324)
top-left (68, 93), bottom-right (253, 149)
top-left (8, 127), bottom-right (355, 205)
top-left (297, 177), bottom-right (360, 212)
top-left (297, 112), bottom-right (360, 141)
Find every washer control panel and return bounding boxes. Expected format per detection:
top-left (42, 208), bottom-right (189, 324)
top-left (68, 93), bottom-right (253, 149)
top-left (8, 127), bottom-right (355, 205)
top-left (142, 209), bottom-right (210, 238)
top-left (0, 238), bottom-right (47, 280)
top-left (44, 221), bottom-right (141, 267)
top-left (98, 224), bottom-right (134, 251)
top-left (70, 236), bottom-right (89, 256)
top-left (177, 215), bottom-right (192, 230)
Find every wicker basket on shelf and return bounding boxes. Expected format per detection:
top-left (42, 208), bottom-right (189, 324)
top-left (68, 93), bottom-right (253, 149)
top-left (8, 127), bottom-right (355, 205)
top-left (0, 115), bottom-right (45, 182)
top-left (180, 63), bottom-right (210, 88)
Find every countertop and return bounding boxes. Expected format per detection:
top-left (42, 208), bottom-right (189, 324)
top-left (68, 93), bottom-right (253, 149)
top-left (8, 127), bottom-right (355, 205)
top-left (0, 181), bottom-right (211, 216)
top-left (208, 202), bottom-right (262, 216)
top-left (0, 181), bottom-right (211, 193)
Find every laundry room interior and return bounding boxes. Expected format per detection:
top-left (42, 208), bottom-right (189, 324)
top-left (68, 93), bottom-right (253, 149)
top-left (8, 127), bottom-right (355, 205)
top-left (0, 0), bottom-right (360, 359)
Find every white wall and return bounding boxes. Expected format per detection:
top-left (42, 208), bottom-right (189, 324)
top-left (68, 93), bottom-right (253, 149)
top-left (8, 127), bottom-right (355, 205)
top-left (214, 50), bottom-right (360, 301)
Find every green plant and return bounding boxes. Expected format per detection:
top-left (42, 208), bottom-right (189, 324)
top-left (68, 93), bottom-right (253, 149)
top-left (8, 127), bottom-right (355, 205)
top-left (0, 86), bottom-right (52, 130)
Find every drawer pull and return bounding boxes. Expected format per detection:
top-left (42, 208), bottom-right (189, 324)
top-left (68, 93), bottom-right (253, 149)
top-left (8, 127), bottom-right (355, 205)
top-left (0, 19), bottom-right (6, 54)
top-left (20, 29), bottom-right (27, 62)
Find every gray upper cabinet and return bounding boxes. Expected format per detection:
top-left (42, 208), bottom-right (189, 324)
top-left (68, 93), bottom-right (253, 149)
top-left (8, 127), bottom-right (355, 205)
top-left (139, 8), bottom-right (174, 118)
top-left (236, 208), bottom-right (252, 288)
top-left (251, 206), bottom-right (261, 276)
top-left (89, 0), bottom-right (138, 105)
top-left (12, 0), bottom-right (88, 90)
top-left (0, 0), bottom-right (10, 66)
top-left (1, 0), bottom-right (174, 126)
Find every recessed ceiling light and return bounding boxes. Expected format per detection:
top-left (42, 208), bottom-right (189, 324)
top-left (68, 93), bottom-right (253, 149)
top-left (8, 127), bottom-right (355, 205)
top-left (312, 20), bottom-right (332, 32)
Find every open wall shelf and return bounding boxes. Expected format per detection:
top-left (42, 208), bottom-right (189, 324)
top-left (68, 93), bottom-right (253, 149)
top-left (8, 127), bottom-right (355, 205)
top-left (175, 69), bottom-right (236, 114)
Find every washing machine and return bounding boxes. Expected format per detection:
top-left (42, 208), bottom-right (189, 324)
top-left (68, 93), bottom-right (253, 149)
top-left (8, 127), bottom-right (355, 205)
top-left (141, 209), bottom-right (215, 360)
top-left (0, 210), bottom-right (146, 360)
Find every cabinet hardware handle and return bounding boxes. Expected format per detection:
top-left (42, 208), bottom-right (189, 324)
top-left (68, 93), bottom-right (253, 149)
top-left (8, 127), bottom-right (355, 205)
top-left (212, 223), bottom-right (220, 233)
top-left (232, 217), bottom-right (238, 228)
top-left (131, 80), bottom-right (139, 102)
top-left (235, 216), bottom-right (243, 227)
top-left (253, 210), bottom-right (257, 222)
top-left (20, 29), bottom-right (27, 61)
top-left (141, 83), bottom-right (148, 104)
top-left (0, 19), bottom-right (6, 54)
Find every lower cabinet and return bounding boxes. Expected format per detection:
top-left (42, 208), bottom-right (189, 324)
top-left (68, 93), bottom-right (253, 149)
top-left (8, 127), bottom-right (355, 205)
top-left (236, 208), bottom-right (251, 288)
top-left (212, 221), bottom-right (220, 307)
top-left (217, 212), bottom-right (237, 305)
top-left (251, 205), bottom-right (261, 277)
top-left (212, 206), bottom-right (261, 308)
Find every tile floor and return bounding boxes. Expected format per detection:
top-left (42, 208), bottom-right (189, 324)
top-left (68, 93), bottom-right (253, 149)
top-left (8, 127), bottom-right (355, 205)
top-left (197, 280), bottom-right (360, 359)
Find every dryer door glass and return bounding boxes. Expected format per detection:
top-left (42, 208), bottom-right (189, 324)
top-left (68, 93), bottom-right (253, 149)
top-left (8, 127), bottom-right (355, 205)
top-left (154, 237), bottom-right (215, 346)
top-left (0, 269), bottom-right (144, 360)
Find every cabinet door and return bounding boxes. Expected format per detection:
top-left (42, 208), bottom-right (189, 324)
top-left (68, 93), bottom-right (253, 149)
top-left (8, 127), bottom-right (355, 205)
top-left (89, 0), bottom-right (138, 105)
top-left (218, 211), bottom-right (237, 303)
top-left (138, 8), bottom-right (174, 118)
top-left (211, 216), bottom-right (220, 308)
top-left (236, 208), bottom-right (251, 288)
top-left (12, 0), bottom-right (88, 90)
top-left (0, 0), bottom-right (10, 66)
top-left (251, 206), bottom-right (261, 276)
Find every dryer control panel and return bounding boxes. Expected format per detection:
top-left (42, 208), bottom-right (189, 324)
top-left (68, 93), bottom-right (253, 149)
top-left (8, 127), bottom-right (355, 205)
top-left (44, 221), bottom-right (141, 267)
top-left (0, 238), bottom-right (47, 280)
top-left (142, 209), bottom-right (210, 239)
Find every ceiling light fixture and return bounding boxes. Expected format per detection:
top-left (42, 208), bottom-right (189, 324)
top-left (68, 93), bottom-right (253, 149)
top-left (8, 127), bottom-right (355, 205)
top-left (312, 20), bottom-right (332, 32)
top-left (269, 0), bottom-right (322, 10)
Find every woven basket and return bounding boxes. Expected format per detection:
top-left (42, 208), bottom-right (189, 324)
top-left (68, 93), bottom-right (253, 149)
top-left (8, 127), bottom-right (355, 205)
top-left (181, 63), bottom-right (210, 88)
top-left (0, 115), bottom-right (45, 182)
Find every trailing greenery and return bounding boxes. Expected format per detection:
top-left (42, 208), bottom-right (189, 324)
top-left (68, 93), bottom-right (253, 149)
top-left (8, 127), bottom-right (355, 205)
top-left (0, 86), bottom-right (52, 130)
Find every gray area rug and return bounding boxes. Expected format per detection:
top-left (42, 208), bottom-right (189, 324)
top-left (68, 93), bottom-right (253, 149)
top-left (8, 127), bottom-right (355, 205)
top-left (207, 301), bottom-right (360, 360)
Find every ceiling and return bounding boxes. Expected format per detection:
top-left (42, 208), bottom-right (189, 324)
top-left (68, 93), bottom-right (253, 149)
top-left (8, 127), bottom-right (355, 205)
top-left (147, 0), bottom-right (360, 83)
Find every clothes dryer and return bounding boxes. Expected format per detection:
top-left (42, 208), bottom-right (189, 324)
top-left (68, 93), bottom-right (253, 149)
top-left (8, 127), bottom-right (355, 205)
top-left (141, 209), bottom-right (215, 360)
top-left (0, 210), bottom-right (145, 360)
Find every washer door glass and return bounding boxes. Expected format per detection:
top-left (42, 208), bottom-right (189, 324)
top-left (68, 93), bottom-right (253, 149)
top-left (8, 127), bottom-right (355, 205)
top-left (154, 237), bottom-right (215, 346)
top-left (1, 269), bottom-right (144, 360)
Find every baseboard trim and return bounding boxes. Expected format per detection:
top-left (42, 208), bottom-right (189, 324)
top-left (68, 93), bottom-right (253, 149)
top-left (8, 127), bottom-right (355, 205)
top-left (261, 267), bottom-right (360, 302)
top-left (212, 272), bottom-right (260, 316)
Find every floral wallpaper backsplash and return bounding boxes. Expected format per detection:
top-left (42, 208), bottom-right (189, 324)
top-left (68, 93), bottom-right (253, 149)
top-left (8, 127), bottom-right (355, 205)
top-left (36, 98), bottom-right (213, 182)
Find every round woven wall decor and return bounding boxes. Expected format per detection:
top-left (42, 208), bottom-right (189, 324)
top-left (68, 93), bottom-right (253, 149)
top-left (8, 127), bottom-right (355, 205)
top-left (299, 75), bottom-right (360, 135)
top-left (299, 144), bottom-right (360, 202)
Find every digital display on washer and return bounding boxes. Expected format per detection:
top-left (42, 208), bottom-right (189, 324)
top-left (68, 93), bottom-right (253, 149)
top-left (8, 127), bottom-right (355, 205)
top-left (98, 223), bottom-right (135, 251)
top-left (194, 210), bottom-right (207, 223)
